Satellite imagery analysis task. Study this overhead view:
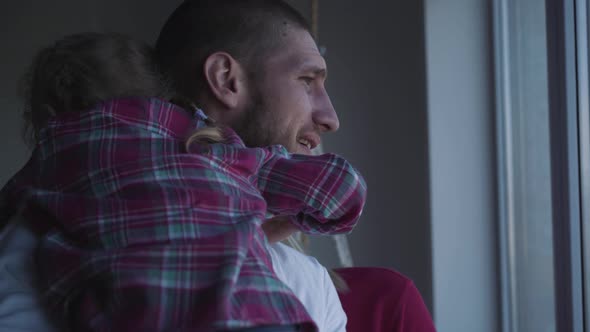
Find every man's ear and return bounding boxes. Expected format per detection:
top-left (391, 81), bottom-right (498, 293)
top-left (202, 52), bottom-right (247, 110)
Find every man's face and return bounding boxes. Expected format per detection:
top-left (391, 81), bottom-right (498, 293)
top-left (232, 28), bottom-right (339, 155)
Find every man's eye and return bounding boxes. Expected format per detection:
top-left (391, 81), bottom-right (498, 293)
top-left (301, 77), bottom-right (314, 85)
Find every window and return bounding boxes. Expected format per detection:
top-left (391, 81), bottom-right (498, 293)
top-left (494, 0), bottom-right (586, 330)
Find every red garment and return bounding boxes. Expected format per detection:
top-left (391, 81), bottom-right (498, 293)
top-left (335, 267), bottom-right (436, 332)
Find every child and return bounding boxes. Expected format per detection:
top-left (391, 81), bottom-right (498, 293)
top-left (1, 32), bottom-right (366, 332)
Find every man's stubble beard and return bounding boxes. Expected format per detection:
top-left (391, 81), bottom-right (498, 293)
top-left (231, 79), bottom-right (289, 150)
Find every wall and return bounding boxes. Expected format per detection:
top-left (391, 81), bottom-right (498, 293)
top-left (425, 0), bottom-right (499, 330)
top-left (313, 0), bottom-right (433, 310)
top-left (0, 0), bottom-right (182, 186)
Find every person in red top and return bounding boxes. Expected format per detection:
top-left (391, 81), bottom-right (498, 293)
top-left (336, 267), bottom-right (436, 332)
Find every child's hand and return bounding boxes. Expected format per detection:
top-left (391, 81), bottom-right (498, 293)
top-left (262, 217), bottom-right (298, 243)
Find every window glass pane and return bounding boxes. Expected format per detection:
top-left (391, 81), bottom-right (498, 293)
top-left (578, 1), bottom-right (590, 330)
top-left (496, 0), bottom-right (556, 331)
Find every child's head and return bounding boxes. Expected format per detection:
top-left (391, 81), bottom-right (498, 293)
top-left (21, 32), bottom-right (174, 144)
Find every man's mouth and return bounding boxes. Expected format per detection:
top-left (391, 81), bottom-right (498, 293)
top-left (296, 135), bottom-right (320, 153)
top-left (297, 138), bottom-right (313, 150)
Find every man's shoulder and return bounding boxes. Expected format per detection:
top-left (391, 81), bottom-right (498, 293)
top-left (268, 243), bottom-right (344, 332)
top-left (268, 242), bottom-right (326, 281)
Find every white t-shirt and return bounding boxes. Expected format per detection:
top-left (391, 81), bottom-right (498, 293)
top-left (0, 222), bottom-right (346, 332)
top-left (268, 243), bottom-right (347, 332)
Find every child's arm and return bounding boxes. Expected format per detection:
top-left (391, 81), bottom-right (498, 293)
top-left (257, 146), bottom-right (367, 235)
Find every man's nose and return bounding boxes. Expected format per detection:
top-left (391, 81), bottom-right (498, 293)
top-left (313, 90), bottom-right (340, 133)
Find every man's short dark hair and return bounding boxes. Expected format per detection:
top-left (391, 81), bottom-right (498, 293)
top-left (155, 0), bottom-right (310, 101)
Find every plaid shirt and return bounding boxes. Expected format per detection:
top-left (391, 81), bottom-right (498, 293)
top-left (0, 98), bottom-right (367, 332)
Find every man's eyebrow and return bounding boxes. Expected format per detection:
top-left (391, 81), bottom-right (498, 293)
top-left (299, 63), bottom-right (328, 78)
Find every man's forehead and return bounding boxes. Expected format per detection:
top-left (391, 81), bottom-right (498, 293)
top-left (289, 51), bottom-right (326, 69)
top-left (274, 29), bottom-right (327, 71)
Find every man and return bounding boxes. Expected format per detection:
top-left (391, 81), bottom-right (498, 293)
top-left (154, 2), bottom-right (348, 331)
top-left (154, 1), bottom-right (436, 332)
top-left (154, 0), bottom-right (337, 244)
